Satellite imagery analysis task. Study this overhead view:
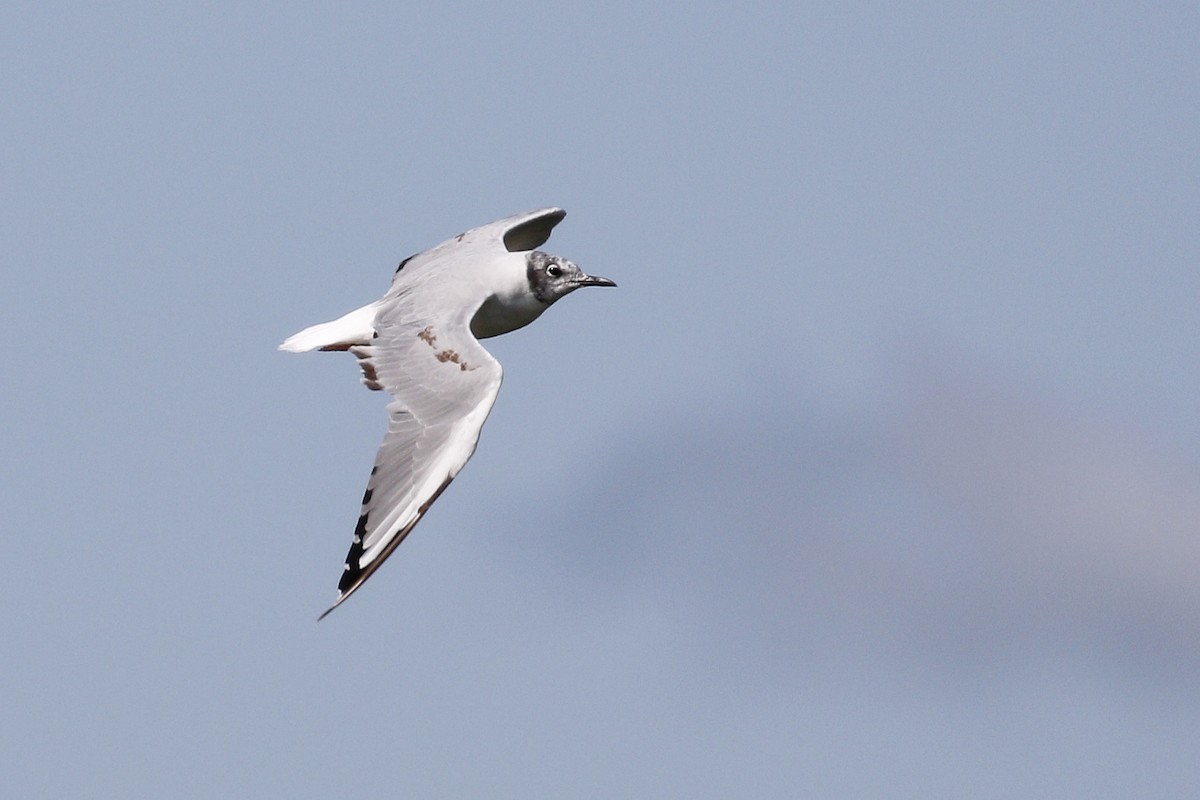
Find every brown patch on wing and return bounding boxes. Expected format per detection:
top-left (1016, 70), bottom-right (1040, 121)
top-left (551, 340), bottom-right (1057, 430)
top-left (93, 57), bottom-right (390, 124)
top-left (358, 358), bottom-right (382, 390)
top-left (417, 326), bottom-right (437, 346)
top-left (434, 349), bottom-right (475, 371)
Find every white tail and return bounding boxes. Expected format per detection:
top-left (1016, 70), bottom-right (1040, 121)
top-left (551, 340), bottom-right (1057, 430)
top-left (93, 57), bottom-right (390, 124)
top-left (279, 302), bottom-right (381, 353)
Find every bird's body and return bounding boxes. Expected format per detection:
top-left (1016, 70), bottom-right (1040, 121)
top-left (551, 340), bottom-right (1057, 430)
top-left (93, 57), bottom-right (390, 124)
top-left (280, 208), bottom-right (614, 618)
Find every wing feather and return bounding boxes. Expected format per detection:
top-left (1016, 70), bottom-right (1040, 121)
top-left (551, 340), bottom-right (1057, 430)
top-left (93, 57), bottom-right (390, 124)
top-left (319, 281), bottom-right (503, 618)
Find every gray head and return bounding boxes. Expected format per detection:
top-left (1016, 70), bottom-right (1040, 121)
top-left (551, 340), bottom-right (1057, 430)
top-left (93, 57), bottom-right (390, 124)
top-left (525, 250), bottom-right (617, 304)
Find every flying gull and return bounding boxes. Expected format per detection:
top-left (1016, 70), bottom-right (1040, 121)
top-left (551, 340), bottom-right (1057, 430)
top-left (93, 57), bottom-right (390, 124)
top-left (280, 208), bottom-right (616, 619)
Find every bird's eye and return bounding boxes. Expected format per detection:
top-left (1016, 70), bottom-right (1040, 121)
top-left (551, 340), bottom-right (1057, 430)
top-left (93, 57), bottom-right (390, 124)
top-left (546, 263), bottom-right (563, 277)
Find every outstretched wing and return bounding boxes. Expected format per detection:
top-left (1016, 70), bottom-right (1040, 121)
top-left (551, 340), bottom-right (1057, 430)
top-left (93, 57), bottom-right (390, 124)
top-left (319, 281), bottom-right (503, 619)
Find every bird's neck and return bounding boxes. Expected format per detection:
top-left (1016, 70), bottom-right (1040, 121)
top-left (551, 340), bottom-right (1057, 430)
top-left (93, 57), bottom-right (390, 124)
top-left (469, 274), bottom-right (549, 339)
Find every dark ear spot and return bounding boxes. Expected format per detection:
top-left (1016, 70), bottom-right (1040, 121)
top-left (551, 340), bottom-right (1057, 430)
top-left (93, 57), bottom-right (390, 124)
top-left (504, 208), bottom-right (566, 252)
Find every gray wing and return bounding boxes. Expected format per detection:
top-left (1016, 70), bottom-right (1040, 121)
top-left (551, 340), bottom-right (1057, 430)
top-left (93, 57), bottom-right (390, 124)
top-left (388, 207), bottom-right (565, 286)
top-left (319, 282), bottom-right (503, 619)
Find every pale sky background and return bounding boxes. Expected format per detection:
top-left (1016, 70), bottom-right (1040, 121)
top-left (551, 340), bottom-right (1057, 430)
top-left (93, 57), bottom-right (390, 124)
top-left (3, 3), bottom-right (1199, 797)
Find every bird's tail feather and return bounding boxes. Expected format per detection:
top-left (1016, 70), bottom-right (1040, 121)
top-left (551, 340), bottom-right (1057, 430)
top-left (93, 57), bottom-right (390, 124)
top-left (279, 302), bottom-right (380, 353)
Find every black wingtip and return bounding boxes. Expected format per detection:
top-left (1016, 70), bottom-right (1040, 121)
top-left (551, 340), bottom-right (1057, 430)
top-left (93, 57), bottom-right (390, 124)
top-left (316, 473), bottom-right (458, 621)
top-left (317, 596), bottom-right (346, 622)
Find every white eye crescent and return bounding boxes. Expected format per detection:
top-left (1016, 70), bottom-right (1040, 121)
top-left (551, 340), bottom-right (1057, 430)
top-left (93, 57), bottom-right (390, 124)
top-left (546, 263), bottom-right (563, 277)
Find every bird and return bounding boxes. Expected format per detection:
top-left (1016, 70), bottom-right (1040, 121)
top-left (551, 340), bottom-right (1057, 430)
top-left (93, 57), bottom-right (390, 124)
top-left (280, 207), bottom-right (616, 619)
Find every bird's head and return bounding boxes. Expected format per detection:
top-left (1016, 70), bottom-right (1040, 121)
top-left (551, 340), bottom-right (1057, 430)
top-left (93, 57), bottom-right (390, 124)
top-left (525, 251), bottom-right (616, 305)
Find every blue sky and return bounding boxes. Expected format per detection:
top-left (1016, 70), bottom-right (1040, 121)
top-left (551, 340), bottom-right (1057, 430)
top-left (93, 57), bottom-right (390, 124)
top-left (3, 3), bottom-right (1199, 796)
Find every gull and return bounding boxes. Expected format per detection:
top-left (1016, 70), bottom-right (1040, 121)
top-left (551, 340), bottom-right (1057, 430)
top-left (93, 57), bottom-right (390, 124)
top-left (280, 207), bottom-right (616, 619)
